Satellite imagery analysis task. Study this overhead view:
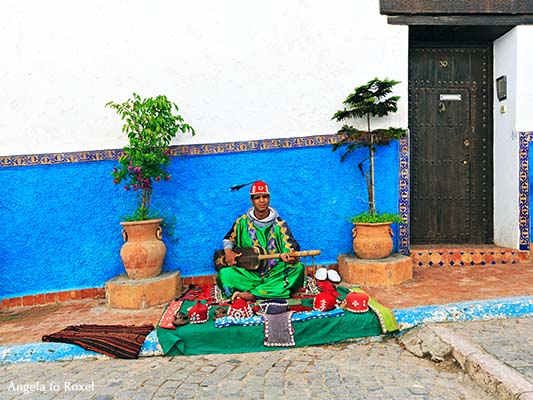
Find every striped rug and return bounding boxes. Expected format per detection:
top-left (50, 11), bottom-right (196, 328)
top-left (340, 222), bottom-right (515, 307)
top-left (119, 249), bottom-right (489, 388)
top-left (42, 324), bottom-right (154, 359)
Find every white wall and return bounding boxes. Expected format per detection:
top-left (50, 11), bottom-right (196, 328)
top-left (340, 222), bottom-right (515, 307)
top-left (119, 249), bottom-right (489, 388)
top-left (0, 0), bottom-right (408, 156)
top-left (516, 26), bottom-right (533, 131)
top-left (493, 28), bottom-right (519, 248)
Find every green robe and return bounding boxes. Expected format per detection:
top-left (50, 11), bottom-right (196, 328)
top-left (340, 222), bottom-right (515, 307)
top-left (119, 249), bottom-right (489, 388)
top-left (217, 214), bottom-right (305, 299)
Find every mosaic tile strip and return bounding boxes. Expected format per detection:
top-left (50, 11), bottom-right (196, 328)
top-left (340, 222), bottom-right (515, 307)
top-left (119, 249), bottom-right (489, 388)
top-left (0, 149), bottom-right (123, 168)
top-left (410, 247), bottom-right (530, 269)
top-left (518, 131), bottom-right (531, 251)
top-left (398, 134), bottom-right (410, 256)
top-left (0, 134), bottom-right (345, 168)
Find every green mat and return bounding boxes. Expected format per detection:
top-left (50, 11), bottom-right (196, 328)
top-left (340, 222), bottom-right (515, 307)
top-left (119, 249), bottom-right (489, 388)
top-left (157, 286), bottom-right (396, 356)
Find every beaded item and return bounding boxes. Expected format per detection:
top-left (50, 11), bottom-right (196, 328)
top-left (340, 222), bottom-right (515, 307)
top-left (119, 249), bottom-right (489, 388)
top-left (259, 299), bottom-right (289, 314)
top-left (227, 298), bottom-right (254, 319)
top-left (214, 307), bottom-right (344, 328)
top-left (313, 292), bottom-right (337, 312)
top-left (188, 301), bottom-right (209, 324)
top-left (264, 311), bottom-right (295, 347)
top-left (158, 300), bottom-right (184, 330)
top-left (345, 292), bottom-right (369, 314)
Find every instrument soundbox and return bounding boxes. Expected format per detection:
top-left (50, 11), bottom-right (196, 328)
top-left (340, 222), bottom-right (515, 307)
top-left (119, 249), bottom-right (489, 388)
top-left (213, 246), bottom-right (321, 272)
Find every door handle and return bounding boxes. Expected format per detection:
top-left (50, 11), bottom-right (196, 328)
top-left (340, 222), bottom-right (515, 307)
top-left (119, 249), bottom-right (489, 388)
top-left (463, 139), bottom-right (470, 147)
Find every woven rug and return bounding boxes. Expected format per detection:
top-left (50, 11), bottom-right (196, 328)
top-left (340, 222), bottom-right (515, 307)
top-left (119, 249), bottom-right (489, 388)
top-left (42, 324), bottom-right (154, 359)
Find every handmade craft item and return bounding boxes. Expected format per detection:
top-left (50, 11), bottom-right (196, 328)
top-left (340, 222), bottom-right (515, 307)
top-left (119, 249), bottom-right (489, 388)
top-left (227, 297), bottom-right (254, 319)
top-left (188, 301), bottom-right (209, 324)
top-left (313, 292), bottom-right (337, 312)
top-left (264, 311), bottom-right (295, 347)
top-left (172, 312), bottom-right (188, 327)
top-left (259, 299), bottom-right (289, 314)
top-left (213, 307), bottom-right (228, 320)
top-left (345, 292), bottom-right (369, 313)
top-left (42, 324), bottom-right (154, 359)
top-left (158, 300), bottom-right (184, 330)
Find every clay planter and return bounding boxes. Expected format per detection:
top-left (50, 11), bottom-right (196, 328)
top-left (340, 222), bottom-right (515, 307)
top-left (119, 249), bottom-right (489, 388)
top-left (352, 222), bottom-right (393, 259)
top-left (120, 218), bottom-right (166, 279)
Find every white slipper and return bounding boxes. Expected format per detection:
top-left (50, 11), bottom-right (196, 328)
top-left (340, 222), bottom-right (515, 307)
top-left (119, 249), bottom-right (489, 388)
top-left (315, 267), bottom-right (328, 281)
top-left (327, 269), bottom-right (341, 283)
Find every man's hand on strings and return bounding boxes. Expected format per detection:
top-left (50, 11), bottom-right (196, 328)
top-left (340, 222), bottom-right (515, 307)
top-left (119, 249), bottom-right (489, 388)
top-left (224, 248), bottom-right (242, 266)
top-left (280, 253), bottom-right (298, 264)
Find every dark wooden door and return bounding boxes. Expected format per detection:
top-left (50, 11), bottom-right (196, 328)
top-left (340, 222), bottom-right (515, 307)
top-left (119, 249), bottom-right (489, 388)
top-left (409, 45), bottom-right (493, 244)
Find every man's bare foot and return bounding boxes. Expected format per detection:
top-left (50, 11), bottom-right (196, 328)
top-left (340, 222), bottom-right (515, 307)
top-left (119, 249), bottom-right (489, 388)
top-left (231, 291), bottom-right (256, 302)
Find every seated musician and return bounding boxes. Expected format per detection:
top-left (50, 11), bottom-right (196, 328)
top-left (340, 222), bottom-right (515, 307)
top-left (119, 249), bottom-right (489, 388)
top-left (217, 180), bottom-right (305, 301)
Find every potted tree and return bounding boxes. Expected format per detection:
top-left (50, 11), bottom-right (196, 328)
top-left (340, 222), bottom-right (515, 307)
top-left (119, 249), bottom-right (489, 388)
top-left (332, 78), bottom-right (406, 259)
top-left (106, 93), bottom-right (195, 279)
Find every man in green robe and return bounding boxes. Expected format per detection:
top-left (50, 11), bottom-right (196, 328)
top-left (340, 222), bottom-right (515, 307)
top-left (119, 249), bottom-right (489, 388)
top-left (217, 180), bottom-right (305, 300)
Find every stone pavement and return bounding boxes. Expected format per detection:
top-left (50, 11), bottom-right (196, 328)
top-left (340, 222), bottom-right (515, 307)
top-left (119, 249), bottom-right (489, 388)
top-left (0, 318), bottom-right (526, 400)
top-left (400, 317), bottom-right (533, 400)
top-left (0, 335), bottom-right (497, 400)
top-left (443, 318), bottom-right (533, 383)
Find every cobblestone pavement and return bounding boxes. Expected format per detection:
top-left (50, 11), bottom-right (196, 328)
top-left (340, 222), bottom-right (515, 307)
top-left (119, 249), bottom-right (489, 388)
top-left (0, 336), bottom-right (496, 400)
top-left (442, 317), bottom-right (533, 383)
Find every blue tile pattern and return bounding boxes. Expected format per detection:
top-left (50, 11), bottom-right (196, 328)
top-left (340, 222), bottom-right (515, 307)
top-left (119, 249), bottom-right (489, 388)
top-left (519, 131), bottom-right (530, 250)
top-left (398, 134), bottom-right (410, 255)
top-left (0, 149), bottom-right (122, 167)
top-left (0, 135), bottom-right (344, 168)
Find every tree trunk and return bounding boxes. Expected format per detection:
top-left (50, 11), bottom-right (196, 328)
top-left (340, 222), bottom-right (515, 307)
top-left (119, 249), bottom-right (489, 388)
top-left (367, 113), bottom-right (375, 215)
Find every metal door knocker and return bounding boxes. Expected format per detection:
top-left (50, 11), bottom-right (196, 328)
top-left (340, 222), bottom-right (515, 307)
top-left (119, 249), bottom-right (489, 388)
top-left (438, 102), bottom-right (446, 113)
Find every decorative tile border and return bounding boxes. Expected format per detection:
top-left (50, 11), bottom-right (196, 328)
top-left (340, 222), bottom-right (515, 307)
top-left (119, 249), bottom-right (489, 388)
top-left (398, 134), bottom-right (410, 255)
top-left (410, 247), bottom-right (529, 268)
top-left (169, 134), bottom-right (343, 157)
top-left (0, 134), bottom-right (344, 168)
top-left (0, 150), bottom-right (122, 168)
top-left (518, 131), bottom-right (531, 251)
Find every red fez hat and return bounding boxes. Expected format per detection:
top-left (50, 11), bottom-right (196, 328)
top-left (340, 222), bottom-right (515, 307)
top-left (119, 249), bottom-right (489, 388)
top-left (345, 292), bottom-right (369, 313)
top-left (188, 301), bottom-right (209, 324)
top-left (250, 180), bottom-right (270, 196)
top-left (313, 292), bottom-right (337, 312)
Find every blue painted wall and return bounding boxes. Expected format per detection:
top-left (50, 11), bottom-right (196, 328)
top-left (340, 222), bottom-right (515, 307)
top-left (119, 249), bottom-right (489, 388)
top-left (0, 141), bottom-right (400, 298)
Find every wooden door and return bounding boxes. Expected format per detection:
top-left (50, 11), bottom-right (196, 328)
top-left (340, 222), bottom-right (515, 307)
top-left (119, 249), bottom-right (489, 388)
top-left (409, 45), bottom-right (493, 244)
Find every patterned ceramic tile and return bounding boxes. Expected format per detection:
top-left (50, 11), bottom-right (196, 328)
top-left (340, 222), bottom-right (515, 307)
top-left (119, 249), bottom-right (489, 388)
top-left (0, 134), bottom-right (346, 168)
top-left (410, 246), bottom-right (529, 269)
top-left (519, 131), bottom-right (531, 250)
top-left (398, 134), bottom-right (410, 256)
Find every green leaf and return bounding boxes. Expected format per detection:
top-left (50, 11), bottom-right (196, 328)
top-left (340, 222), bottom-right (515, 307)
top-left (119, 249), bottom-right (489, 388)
top-left (107, 92), bottom-right (196, 221)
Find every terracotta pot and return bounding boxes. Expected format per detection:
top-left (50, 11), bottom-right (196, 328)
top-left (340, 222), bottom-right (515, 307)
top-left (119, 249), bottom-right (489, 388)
top-left (352, 222), bottom-right (394, 259)
top-left (120, 218), bottom-right (166, 279)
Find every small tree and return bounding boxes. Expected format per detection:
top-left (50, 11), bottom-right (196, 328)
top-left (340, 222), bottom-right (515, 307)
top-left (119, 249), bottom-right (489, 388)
top-left (332, 78), bottom-right (406, 221)
top-left (107, 93), bottom-right (195, 221)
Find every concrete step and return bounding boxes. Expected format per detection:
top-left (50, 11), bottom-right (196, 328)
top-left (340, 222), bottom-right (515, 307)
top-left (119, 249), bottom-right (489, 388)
top-left (410, 245), bottom-right (530, 268)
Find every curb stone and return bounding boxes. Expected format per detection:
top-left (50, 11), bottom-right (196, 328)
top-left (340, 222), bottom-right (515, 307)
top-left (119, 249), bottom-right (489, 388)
top-left (401, 324), bottom-right (533, 400)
